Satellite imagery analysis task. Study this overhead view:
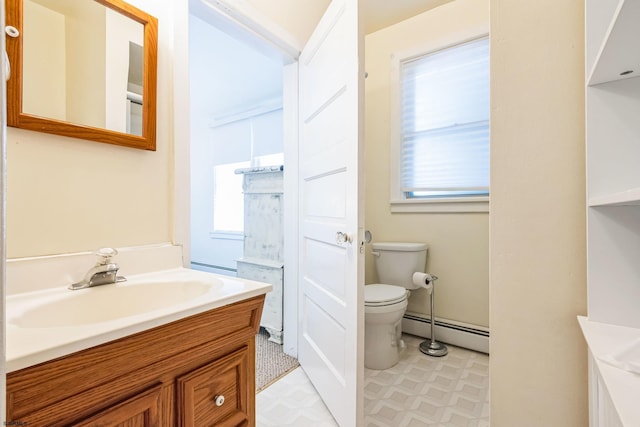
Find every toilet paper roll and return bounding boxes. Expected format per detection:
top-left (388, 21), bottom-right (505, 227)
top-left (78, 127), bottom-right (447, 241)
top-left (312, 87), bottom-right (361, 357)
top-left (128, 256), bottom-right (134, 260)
top-left (412, 272), bottom-right (433, 294)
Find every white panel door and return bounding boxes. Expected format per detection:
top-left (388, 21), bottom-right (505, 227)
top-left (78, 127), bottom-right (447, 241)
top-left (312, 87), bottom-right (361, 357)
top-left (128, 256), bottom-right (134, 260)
top-left (298, 0), bottom-right (364, 426)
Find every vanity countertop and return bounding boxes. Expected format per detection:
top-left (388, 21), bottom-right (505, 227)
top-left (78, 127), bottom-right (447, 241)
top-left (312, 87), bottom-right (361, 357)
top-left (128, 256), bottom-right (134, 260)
top-left (578, 316), bottom-right (640, 427)
top-left (6, 267), bottom-right (272, 372)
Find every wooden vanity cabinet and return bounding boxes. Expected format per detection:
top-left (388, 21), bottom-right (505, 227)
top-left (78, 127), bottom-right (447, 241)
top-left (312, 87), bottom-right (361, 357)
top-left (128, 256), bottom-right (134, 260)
top-left (6, 295), bottom-right (264, 427)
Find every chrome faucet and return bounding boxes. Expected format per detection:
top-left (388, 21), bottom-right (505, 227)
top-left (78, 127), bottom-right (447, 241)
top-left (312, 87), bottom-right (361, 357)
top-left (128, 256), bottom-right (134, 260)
top-left (69, 248), bottom-right (126, 290)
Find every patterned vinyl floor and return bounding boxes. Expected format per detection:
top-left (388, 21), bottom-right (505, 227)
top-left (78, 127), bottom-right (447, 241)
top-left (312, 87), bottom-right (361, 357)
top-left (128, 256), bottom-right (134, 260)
top-left (257, 334), bottom-right (490, 427)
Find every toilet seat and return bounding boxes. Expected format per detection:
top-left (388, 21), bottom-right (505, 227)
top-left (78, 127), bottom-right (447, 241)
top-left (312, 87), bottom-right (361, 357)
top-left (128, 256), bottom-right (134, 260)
top-left (365, 284), bottom-right (408, 307)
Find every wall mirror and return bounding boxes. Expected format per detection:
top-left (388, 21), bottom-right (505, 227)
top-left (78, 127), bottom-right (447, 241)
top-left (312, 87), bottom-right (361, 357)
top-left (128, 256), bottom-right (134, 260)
top-left (5, 0), bottom-right (158, 150)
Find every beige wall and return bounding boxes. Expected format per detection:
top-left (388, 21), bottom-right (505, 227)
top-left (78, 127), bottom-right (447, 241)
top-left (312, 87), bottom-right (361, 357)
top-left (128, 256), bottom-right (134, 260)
top-left (65, 1), bottom-right (106, 129)
top-left (490, 0), bottom-right (588, 425)
top-left (23, 0), bottom-right (66, 121)
top-left (23, 0), bottom-right (106, 128)
top-left (6, 0), bottom-right (174, 259)
top-left (365, 0), bottom-right (490, 328)
top-left (245, 0), bottom-right (330, 46)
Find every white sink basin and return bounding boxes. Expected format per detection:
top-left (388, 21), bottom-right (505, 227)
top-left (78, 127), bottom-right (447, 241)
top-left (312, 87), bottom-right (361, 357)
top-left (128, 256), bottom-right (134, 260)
top-left (6, 256), bottom-right (272, 373)
top-left (10, 279), bottom-right (218, 328)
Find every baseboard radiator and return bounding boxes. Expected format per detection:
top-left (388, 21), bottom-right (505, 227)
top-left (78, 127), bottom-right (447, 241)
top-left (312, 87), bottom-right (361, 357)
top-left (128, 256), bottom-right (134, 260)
top-left (190, 262), bottom-right (237, 276)
top-left (402, 311), bottom-right (490, 354)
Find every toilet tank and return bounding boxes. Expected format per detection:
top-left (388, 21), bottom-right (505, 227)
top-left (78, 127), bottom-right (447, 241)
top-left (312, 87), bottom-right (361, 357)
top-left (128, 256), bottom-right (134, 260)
top-left (372, 242), bottom-right (428, 289)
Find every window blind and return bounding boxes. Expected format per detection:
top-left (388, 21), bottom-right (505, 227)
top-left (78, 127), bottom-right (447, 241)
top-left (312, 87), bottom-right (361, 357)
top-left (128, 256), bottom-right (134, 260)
top-left (400, 37), bottom-right (490, 198)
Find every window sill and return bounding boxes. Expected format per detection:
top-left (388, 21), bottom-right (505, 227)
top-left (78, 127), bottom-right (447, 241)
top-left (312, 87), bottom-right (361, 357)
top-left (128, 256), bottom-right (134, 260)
top-left (209, 231), bottom-right (244, 241)
top-left (390, 196), bottom-right (489, 213)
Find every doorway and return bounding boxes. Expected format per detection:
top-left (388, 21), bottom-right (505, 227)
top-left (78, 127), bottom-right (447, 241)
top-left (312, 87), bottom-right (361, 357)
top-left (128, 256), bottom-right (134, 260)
top-left (188, 12), bottom-right (284, 276)
top-left (185, 0), bottom-right (300, 357)
top-left (172, 1), bottom-right (488, 426)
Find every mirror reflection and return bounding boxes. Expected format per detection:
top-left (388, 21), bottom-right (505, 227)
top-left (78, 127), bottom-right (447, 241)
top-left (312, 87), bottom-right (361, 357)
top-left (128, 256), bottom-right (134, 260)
top-left (23, 0), bottom-right (144, 136)
top-left (5, 0), bottom-right (157, 150)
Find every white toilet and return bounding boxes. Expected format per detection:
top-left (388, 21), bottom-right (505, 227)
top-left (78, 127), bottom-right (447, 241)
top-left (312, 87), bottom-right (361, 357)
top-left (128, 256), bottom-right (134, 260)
top-left (365, 242), bottom-right (428, 370)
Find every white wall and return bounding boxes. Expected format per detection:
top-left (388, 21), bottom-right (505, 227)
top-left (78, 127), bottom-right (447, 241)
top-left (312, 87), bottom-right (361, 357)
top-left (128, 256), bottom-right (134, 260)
top-left (490, 0), bottom-right (588, 425)
top-left (189, 15), bottom-right (283, 273)
top-left (7, 0), bottom-right (175, 260)
top-left (364, 0), bottom-right (490, 328)
top-left (190, 109), bottom-right (284, 273)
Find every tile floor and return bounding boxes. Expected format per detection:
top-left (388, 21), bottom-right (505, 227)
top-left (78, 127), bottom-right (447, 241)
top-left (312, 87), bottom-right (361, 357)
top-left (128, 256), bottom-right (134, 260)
top-left (256, 334), bottom-right (490, 427)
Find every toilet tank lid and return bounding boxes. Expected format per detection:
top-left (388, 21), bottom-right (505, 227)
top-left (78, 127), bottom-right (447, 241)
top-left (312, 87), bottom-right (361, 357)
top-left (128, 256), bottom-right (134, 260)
top-left (371, 242), bottom-right (427, 251)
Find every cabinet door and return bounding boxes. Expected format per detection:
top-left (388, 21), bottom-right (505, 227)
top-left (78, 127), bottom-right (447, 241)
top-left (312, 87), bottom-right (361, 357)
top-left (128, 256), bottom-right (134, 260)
top-left (177, 346), bottom-right (250, 427)
top-left (73, 384), bottom-right (162, 427)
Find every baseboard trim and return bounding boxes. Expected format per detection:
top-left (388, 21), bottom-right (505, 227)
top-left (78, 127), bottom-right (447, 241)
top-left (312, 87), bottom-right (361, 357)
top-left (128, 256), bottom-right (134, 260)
top-left (402, 312), bottom-right (490, 354)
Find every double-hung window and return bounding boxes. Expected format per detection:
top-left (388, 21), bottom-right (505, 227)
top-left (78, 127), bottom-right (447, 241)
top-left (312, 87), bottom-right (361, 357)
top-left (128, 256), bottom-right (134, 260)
top-left (392, 36), bottom-right (490, 212)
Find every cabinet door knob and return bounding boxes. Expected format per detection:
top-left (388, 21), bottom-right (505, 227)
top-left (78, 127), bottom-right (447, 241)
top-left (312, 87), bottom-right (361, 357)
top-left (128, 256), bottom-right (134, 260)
top-left (214, 395), bottom-right (225, 407)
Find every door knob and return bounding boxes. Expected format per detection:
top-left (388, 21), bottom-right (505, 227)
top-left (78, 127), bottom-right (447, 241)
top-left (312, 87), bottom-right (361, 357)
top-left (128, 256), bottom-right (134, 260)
top-left (336, 232), bottom-right (353, 245)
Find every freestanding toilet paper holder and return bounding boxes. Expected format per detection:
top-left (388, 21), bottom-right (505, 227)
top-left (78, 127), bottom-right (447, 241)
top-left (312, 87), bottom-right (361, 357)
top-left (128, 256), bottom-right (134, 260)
top-left (419, 274), bottom-right (448, 357)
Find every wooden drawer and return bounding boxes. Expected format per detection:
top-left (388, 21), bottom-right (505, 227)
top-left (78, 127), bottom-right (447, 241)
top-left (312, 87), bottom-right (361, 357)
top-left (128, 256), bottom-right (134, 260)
top-left (177, 346), bottom-right (250, 427)
top-left (73, 384), bottom-right (163, 427)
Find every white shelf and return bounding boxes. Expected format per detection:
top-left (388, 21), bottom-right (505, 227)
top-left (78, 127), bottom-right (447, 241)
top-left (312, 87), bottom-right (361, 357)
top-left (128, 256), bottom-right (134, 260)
top-left (588, 0), bottom-right (640, 86)
top-left (589, 187), bottom-right (640, 206)
top-left (579, 316), bottom-right (640, 426)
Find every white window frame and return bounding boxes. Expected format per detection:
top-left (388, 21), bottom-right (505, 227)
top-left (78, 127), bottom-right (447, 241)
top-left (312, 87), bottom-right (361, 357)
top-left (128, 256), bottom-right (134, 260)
top-left (390, 34), bottom-right (490, 213)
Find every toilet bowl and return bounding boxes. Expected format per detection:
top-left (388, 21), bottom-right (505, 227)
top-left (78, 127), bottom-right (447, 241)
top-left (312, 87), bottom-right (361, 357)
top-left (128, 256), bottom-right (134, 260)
top-left (364, 242), bottom-right (427, 370)
top-left (365, 284), bottom-right (408, 369)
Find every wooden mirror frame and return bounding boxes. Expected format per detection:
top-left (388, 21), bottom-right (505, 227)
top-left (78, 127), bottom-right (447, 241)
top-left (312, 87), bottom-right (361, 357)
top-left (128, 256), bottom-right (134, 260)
top-left (5, 0), bottom-right (158, 150)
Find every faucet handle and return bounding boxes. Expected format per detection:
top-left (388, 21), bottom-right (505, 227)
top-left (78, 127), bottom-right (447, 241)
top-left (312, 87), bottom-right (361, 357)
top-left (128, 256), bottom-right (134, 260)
top-left (95, 247), bottom-right (118, 264)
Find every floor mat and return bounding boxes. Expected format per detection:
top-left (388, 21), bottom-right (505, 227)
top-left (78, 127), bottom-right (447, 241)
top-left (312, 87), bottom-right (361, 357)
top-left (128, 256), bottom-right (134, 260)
top-left (255, 328), bottom-right (299, 392)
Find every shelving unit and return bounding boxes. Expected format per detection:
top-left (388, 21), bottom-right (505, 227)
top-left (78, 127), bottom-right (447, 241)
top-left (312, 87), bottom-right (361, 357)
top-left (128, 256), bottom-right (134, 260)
top-left (583, 0), bottom-right (640, 425)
